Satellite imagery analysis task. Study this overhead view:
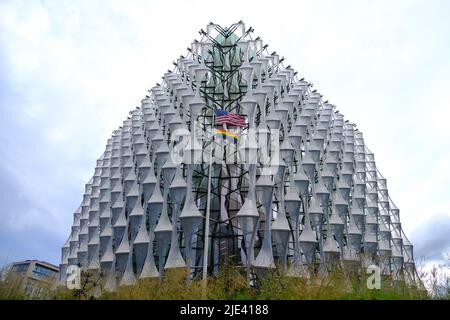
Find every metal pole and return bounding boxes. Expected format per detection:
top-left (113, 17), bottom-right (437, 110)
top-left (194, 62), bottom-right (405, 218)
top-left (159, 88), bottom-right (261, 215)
top-left (202, 111), bottom-right (215, 290)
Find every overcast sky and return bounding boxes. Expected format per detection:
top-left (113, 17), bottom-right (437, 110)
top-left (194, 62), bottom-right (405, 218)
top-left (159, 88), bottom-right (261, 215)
top-left (0, 0), bottom-right (449, 268)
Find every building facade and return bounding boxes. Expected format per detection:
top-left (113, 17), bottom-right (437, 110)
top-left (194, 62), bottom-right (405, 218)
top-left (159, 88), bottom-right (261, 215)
top-left (6, 260), bottom-right (59, 299)
top-left (60, 21), bottom-right (419, 290)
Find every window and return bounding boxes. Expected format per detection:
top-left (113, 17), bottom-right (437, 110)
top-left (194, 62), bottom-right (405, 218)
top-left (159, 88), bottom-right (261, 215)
top-left (32, 265), bottom-right (57, 279)
top-left (12, 263), bottom-right (30, 272)
top-left (25, 282), bottom-right (34, 295)
top-left (35, 287), bottom-right (44, 299)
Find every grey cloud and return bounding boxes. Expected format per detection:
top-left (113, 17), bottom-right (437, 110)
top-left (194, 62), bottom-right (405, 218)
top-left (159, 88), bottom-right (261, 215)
top-left (410, 214), bottom-right (450, 261)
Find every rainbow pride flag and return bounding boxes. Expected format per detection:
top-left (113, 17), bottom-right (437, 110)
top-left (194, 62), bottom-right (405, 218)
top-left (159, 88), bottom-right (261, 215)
top-left (214, 128), bottom-right (239, 144)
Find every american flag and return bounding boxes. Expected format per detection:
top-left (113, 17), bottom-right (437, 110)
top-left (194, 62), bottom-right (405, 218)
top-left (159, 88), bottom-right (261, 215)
top-left (215, 109), bottom-right (247, 127)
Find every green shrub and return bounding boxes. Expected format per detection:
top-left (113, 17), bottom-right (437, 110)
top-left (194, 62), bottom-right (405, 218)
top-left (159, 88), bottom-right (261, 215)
top-left (53, 262), bottom-right (431, 300)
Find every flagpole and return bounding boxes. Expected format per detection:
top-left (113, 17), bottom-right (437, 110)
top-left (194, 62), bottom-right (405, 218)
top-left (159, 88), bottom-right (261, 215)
top-left (202, 110), bottom-right (215, 294)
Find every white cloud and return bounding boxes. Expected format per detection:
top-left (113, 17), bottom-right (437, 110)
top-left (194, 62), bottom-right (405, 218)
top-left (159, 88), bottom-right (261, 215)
top-left (0, 0), bottom-right (449, 265)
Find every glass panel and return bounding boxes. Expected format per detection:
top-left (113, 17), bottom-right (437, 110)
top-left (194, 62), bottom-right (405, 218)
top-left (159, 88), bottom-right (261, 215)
top-left (12, 263), bottom-right (29, 272)
top-left (32, 265), bottom-right (57, 279)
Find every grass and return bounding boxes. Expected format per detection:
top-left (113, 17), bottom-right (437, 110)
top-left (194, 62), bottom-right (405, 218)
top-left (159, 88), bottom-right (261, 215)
top-left (54, 262), bottom-right (429, 300)
top-left (0, 277), bottom-right (27, 300)
top-left (2, 259), bottom-right (448, 300)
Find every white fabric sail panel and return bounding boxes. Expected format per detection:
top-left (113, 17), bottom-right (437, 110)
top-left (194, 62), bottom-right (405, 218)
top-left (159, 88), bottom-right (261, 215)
top-left (59, 21), bottom-right (417, 287)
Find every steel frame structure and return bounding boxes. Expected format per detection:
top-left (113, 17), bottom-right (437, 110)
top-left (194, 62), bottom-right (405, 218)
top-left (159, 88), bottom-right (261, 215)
top-left (59, 21), bottom-right (421, 291)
